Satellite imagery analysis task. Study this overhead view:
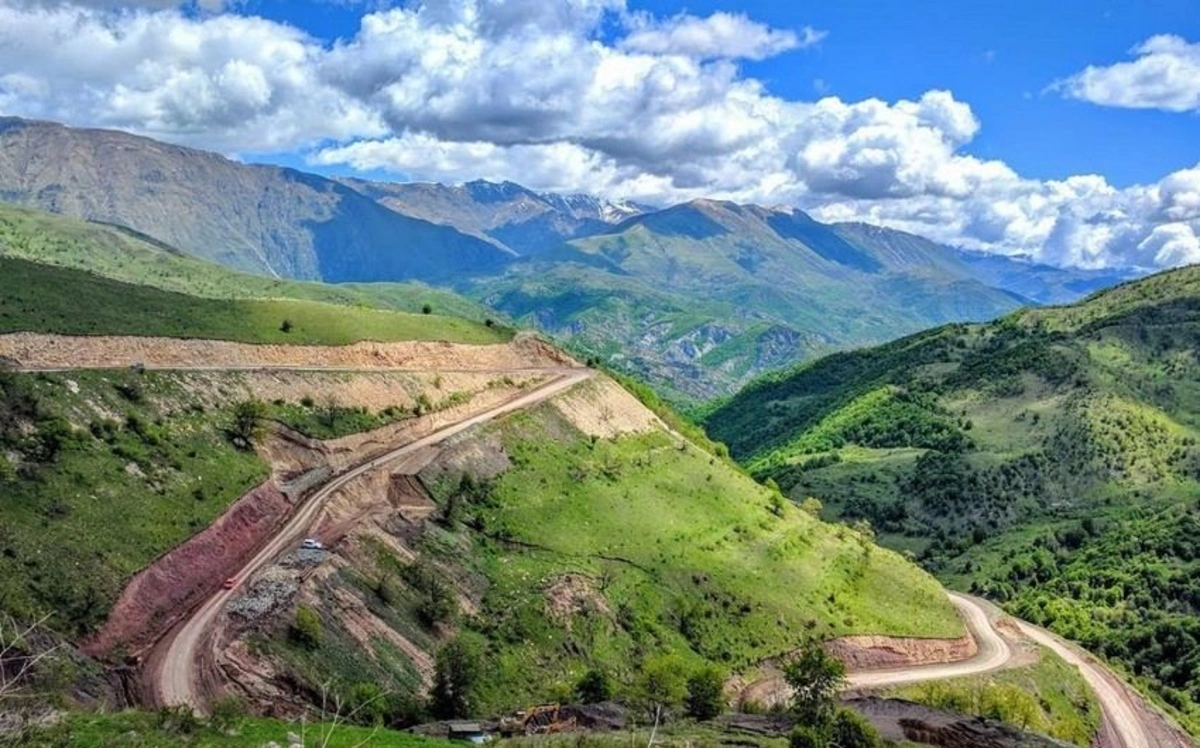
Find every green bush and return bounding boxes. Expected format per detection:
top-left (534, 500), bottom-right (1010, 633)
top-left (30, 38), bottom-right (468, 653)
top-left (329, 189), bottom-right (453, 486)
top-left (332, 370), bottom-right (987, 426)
top-left (783, 641), bottom-right (845, 728)
top-left (830, 708), bottom-right (883, 748)
top-left (685, 666), bottom-right (725, 721)
top-left (208, 694), bottom-right (248, 732)
top-left (290, 606), bottom-right (323, 650)
top-left (575, 668), bottom-right (614, 704)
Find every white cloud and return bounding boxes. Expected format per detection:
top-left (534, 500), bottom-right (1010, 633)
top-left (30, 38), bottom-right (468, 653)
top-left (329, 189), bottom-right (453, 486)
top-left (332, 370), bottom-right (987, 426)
top-left (0, 2), bottom-right (385, 151)
top-left (0, 1), bottom-right (1199, 270)
top-left (1056, 35), bottom-right (1200, 112)
top-left (619, 11), bottom-right (821, 61)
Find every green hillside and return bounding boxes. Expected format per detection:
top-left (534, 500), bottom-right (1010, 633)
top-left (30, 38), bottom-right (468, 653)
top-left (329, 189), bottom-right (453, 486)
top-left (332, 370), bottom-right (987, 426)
top-left (704, 264), bottom-right (1200, 736)
top-left (0, 201), bottom-right (495, 322)
top-left (0, 256), bottom-right (509, 346)
top-left (264, 383), bottom-right (961, 719)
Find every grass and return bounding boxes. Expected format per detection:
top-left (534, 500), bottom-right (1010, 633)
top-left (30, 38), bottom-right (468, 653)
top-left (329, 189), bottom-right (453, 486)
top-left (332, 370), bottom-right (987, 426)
top-left (884, 646), bottom-right (1102, 746)
top-left (0, 369), bottom-right (270, 637)
top-left (0, 256), bottom-right (511, 346)
top-left (0, 202), bottom-right (492, 321)
top-left (15, 709), bottom-right (453, 748)
top-left (400, 403), bottom-right (962, 712)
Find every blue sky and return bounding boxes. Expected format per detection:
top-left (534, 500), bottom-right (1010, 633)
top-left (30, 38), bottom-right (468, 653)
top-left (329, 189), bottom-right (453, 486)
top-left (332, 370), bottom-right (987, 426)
top-left (1, 0), bottom-right (1199, 269)
top-left (239, 0), bottom-right (1200, 187)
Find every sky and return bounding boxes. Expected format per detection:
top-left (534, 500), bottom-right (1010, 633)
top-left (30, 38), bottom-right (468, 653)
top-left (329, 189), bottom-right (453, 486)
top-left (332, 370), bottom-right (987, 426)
top-left (1, 1), bottom-right (1199, 270)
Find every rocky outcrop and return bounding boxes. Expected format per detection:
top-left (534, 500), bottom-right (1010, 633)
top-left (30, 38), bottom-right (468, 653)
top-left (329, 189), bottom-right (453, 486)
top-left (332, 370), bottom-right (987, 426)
top-left (826, 633), bottom-right (978, 671)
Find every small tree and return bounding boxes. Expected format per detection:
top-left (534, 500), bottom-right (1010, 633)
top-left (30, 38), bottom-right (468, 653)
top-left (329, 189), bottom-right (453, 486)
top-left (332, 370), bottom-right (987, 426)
top-left (639, 654), bottom-right (687, 715)
top-left (685, 666), bottom-right (726, 721)
top-left (422, 304), bottom-right (433, 315)
top-left (783, 640), bottom-right (845, 729)
top-left (416, 577), bottom-right (458, 627)
top-left (575, 668), bottom-right (614, 704)
top-left (830, 708), bottom-right (883, 747)
top-left (290, 606), bottom-right (323, 649)
top-left (280, 319), bottom-right (294, 333)
top-left (431, 636), bottom-right (483, 719)
top-left (228, 399), bottom-right (267, 450)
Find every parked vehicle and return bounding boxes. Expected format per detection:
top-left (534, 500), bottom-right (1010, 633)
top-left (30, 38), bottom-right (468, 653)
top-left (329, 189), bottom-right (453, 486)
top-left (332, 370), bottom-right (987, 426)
top-left (222, 577), bottom-right (237, 590)
top-left (302, 538), bottom-right (324, 550)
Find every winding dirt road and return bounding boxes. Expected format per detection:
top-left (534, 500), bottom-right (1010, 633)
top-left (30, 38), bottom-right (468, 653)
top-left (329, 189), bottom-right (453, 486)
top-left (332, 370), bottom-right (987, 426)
top-left (845, 593), bottom-right (1009, 690)
top-left (150, 368), bottom-right (592, 710)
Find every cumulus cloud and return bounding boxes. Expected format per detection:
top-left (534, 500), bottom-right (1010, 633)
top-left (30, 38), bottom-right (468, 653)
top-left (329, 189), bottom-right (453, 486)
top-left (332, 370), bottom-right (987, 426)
top-left (619, 11), bottom-right (821, 61)
top-left (0, 0), bottom-right (1199, 270)
top-left (1056, 35), bottom-right (1200, 112)
top-left (0, 2), bottom-right (384, 150)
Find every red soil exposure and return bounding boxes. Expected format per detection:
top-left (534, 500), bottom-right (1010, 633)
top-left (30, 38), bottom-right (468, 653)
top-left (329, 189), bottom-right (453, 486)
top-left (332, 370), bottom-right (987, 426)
top-left (826, 634), bottom-right (978, 671)
top-left (82, 483), bottom-right (292, 659)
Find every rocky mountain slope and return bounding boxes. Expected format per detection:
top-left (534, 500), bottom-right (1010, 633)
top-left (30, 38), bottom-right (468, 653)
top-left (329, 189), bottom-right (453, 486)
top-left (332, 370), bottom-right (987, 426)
top-left (338, 177), bottom-right (644, 256)
top-left (704, 266), bottom-right (1200, 738)
top-left (0, 117), bottom-right (511, 282)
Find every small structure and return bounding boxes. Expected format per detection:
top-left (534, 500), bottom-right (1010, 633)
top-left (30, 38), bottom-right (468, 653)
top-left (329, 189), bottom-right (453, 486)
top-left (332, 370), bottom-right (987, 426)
top-left (446, 721), bottom-right (491, 744)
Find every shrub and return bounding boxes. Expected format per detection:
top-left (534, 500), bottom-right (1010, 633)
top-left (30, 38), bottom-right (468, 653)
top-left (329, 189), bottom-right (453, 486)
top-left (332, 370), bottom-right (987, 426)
top-left (830, 708), bottom-right (883, 747)
top-left (639, 654), bottom-right (688, 713)
top-left (422, 304), bottom-right (433, 315)
top-left (789, 725), bottom-right (823, 748)
top-left (575, 668), bottom-right (614, 704)
top-left (290, 606), bottom-right (322, 649)
top-left (280, 319), bottom-right (293, 333)
top-left (685, 666), bottom-right (726, 721)
top-left (209, 694), bottom-right (248, 732)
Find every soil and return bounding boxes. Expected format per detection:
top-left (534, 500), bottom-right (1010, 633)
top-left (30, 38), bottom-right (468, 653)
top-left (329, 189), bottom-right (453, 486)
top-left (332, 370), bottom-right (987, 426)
top-left (0, 331), bottom-right (574, 371)
top-left (544, 574), bottom-right (612, 630)
top-left (83, 482), bottom-right (293, 658)
top-left (548, 377), bottom-right (664, 437)
top-left (826, 633), bottom-right (978, 671)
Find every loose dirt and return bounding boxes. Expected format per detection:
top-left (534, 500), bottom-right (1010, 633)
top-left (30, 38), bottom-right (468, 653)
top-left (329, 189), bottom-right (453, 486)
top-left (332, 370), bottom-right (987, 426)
top-left (83, 483), bottom-right (293, 659)
top-left (548, 376), bottom-right (664, 438)
top-left (0, 331), bottom-right (575, 371)
top-left (825, 632), bottom-right (977, 671)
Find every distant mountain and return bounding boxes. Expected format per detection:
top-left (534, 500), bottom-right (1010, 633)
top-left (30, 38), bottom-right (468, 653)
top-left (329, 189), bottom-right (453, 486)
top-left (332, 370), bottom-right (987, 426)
top-left (0, 117), bottom-right (511, 282)
top-left (0, 118), bottom-right (1138, 400)
top-left (949, 246), bottom-right (1138, 304)
top-left (471, 199), bottom-right (1031, 400)
top-left (703, 265), bottom-right (1200, 735)
top-left (337, 177), bottom-right (645, 255)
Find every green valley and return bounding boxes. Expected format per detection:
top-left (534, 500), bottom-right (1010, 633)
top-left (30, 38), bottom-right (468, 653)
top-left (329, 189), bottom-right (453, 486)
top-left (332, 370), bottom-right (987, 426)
top-left (705, 266), bottom-right (1200, 736)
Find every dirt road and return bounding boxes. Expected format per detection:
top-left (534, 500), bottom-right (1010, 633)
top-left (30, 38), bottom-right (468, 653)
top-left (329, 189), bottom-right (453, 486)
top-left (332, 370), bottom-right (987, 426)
top-left (1013, 620), bottom-right (1192, 748)
top-left (845, 593), bottom-right (1010, 689)
top-left (150, 368), bottom-right (592, 710)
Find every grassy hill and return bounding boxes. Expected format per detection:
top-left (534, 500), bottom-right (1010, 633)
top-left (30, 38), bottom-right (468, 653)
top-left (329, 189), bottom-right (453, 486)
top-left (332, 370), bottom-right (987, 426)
top-left (0, 256), bottom-right (509, 346)
top-left (0, 201), bottom-right (496, 322)
top-left (704, 265), bottom-right (1200, 736)
top-left (242, 377), bottom-right (963, 726)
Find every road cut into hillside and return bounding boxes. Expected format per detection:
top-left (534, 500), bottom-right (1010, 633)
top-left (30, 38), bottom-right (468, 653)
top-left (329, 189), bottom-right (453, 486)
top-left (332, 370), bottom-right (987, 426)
top-left (144, 368), bottom-right (592, 710)
top-left (0, 331), bottom-right (574, 372)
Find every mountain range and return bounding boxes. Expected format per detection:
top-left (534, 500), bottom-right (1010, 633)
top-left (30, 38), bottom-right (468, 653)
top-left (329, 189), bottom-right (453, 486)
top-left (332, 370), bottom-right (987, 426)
top-left (0, 116), bottom-right (1138, 400)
